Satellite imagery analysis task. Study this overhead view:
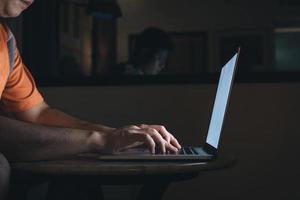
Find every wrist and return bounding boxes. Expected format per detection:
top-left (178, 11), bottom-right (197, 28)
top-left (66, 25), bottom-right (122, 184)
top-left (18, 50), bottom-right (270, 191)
top-left (87, 131), bottom-right (107, 153)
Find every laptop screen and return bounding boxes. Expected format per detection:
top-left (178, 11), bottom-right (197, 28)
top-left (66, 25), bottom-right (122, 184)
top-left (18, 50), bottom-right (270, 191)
top-left (206, 53), bottom-right (238, 149)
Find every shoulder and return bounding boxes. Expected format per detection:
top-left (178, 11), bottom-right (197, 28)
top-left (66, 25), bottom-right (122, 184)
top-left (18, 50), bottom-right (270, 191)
top-left (0, 23), bottom-right (9, 43)
top-left (0, 23), bottom-right (11, 53)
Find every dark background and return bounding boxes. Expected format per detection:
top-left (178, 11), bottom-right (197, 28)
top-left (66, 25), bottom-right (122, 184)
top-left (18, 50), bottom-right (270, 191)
top-left (8, 0), bottom-right (300, 85)
top-left (6, 0), bottom-right (300, 199)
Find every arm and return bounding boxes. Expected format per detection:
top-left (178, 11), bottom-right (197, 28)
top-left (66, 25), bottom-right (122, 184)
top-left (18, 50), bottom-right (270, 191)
top-left (13, 101), bottom-right (181, 154)
top-left (0, 114), bottom-right (179, 162)
top-left (13, 101), bottom-right (115, 132)
top-left (0, 115), bottom-right (104, 162)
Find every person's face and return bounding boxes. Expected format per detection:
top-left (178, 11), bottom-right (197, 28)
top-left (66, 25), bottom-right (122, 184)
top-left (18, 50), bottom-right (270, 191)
top-left (0, 0), bottom-right (33, 17)
top-left (144, 50), bottom-right (169, 75)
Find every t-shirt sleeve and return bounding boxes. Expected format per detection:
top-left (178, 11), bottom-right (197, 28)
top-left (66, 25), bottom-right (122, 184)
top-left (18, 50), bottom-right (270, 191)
top-left (0, 36), bottom-right (44, 112)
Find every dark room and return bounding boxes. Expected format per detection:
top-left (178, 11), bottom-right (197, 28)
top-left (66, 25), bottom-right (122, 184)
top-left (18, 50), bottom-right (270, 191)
top-left (0, 0), bottom-right (300, 200)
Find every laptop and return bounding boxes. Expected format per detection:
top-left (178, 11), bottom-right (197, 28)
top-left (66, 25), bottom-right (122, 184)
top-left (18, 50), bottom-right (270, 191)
top-left (97, 49), bottom-right (240, 161)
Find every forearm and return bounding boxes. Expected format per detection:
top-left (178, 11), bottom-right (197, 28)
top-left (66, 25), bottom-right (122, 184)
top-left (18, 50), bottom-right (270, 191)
top-left (14, 103), bottom-right (115, 132)
top-left (0, 116), bottom-right (99, 162)
top-left (35, 107), bottom-right (114, 132)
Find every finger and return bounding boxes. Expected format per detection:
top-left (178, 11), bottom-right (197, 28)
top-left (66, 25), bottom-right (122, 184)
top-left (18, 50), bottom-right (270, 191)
top-left (148, 126), bottom-right (180, 151)
top-left (125, 125), bottom-right (141, 130)
top-left (138, 125), bottom-right (179, 151)
top-left (169, 134), bottom-right (182, 149)
top-left (137, 124), bottom-right (147, 128)
top-left (165, 142), bottom-right (179, 153)
top-left (141, 128), bottom-right (167, 154)
top-left (146, 125), bottom-right (173, 144)
top-left (154, 125), bottom-right (171, 143)
top-left (128, 129), bottom-right (156, 154)
top-left (145, 134), bottom-right (156, 154)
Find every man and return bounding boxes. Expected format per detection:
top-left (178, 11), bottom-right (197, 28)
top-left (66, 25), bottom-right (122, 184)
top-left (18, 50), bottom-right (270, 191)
top-left (113, 27), bottom-right (173, 75)
top-left (0, 0), bottom-right (181, 199)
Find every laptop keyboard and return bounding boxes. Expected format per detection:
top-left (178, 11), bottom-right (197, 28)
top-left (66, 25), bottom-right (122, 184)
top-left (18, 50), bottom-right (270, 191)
top-left (179, 147), bottom-right (198, 155)
top-left (154, 146), bottom-right (199, 155)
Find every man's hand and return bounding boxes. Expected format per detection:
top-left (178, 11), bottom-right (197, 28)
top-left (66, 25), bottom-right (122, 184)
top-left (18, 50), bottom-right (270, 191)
top-left (137, 124), bottom-right (181, 150)
top-left (89, 125), bottom-right (181, 154)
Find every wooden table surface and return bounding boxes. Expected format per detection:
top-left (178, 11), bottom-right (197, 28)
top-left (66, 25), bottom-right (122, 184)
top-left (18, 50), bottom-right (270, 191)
top-left (11, 154), bottom-right (236, 200)
top-left (11, 154), bottom-right (236, 176)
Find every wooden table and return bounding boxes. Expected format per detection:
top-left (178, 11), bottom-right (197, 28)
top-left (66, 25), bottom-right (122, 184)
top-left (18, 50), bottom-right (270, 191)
top-left (11, 154), bottom-right (236, 200)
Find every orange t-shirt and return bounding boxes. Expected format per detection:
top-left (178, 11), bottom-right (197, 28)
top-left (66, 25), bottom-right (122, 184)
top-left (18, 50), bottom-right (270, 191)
top-left (0, 23), bottom-right (43, 112)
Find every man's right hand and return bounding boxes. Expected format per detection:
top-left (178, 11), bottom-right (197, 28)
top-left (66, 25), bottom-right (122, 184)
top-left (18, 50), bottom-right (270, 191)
top-left (89, 125), bottom-right (181, 154)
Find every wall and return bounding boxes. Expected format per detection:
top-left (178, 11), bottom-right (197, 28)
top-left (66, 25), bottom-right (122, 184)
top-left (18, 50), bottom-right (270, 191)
top-left (39, 83), bottom-right (300, 200)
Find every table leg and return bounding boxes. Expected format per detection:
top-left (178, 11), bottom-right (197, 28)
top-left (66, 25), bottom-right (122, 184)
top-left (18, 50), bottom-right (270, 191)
top-left (137, 181), bottom-right (170, 200)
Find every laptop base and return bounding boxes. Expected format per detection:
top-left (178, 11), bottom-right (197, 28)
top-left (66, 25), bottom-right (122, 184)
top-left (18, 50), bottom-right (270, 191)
top-left (96, 147), bottom-right (214, 161)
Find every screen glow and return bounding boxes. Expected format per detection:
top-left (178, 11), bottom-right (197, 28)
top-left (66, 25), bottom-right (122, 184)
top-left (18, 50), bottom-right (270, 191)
top-left (206, 54), bottom-right (238, 148)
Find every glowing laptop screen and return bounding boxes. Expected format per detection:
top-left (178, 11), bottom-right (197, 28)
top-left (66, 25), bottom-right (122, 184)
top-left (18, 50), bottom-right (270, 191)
top-left (206, 53), bottom-right (238, 149)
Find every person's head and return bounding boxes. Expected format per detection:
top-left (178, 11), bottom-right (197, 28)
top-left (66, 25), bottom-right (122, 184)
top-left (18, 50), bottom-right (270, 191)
top-left (0, 0), bottom-right (33, 18)
top-left (131, 27), bottom-right (174, 75)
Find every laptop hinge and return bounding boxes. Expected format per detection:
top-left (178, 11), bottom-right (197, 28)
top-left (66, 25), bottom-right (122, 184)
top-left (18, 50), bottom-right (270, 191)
top-left (203, 143), bottom-right (217, 156)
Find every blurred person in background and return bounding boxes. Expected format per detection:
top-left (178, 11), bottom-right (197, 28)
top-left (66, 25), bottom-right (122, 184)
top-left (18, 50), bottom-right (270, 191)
top-left (114, 27), bottom-right (174, 75)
